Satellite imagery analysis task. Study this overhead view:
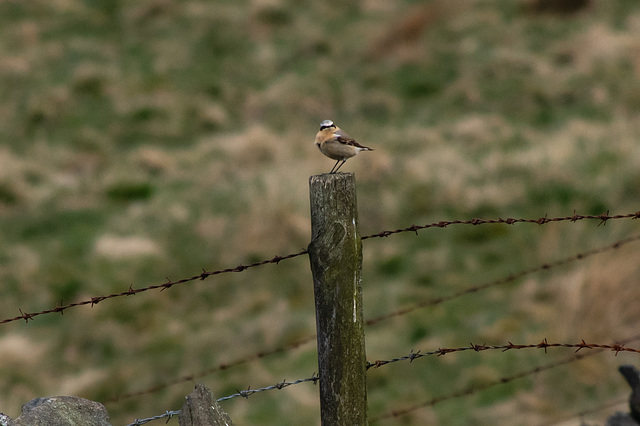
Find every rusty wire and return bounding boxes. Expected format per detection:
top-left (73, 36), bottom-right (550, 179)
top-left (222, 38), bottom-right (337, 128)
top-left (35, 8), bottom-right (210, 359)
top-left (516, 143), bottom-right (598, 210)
top-left (369, 334), bottom-right (640, 423)
top-left (2, 210), bottom-right (638, 326)
top-left (366, 339), bottom-right (640, 371)
top-left (106, 232), bottom-right (640, 403)
top-left (0, 249), bottom-right (309, 325)
top-left (362, 211), bottom-right (640, 240)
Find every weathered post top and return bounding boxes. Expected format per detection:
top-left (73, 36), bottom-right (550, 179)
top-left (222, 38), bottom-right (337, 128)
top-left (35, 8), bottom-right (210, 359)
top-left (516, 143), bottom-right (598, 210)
top-left (309, 173), bottom-right (360, 249)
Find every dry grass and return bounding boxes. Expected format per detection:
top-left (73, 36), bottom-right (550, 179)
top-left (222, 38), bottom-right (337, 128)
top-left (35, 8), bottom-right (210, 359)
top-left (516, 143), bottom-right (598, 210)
top-left (1, 0), bottom-right (640, 425)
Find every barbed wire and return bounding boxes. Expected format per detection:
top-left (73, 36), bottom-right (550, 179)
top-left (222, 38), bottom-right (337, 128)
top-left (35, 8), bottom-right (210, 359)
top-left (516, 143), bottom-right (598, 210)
top-left (2, 210), bottom-right (637, 326)
top-left (366, 339), bottom-right (640, 371)
top-left (361, 211), bottom-right (640, 240)
top-left (0, 249), bottom-right (309, 325)
top-left (369, 333), bottom-right (640, 422)
top-left (107, 232), bottom-right (640, 403)
top-left (126, 410), bottom-right (180, 426)
top-left (124, 374), bottom-right (320, 426)
top-left (216, 373), bottom-right (320, 401)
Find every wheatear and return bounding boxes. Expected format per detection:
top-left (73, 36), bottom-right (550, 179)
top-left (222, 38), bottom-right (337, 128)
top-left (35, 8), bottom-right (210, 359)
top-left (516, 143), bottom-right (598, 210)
top-left (314, 120), bottom-right (374, 174)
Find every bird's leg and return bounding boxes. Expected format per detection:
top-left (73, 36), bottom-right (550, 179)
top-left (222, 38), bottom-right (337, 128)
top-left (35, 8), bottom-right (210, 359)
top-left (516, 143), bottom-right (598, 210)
top-left (329, 159), bottom-right (341, 174)
top-left (333, 159), bottom-right (347, 173)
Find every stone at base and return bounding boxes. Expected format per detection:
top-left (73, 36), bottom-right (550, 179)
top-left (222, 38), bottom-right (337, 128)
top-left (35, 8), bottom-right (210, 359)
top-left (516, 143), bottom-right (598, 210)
top-left (10, 396), bottom-right (111, 426)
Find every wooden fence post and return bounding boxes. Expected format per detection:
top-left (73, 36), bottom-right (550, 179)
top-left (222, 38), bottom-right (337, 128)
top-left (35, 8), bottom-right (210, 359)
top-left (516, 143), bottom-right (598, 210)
top-left (308, 172), bottom-right (368, 425)
top-left (178, 384), bottom-right (234, 426)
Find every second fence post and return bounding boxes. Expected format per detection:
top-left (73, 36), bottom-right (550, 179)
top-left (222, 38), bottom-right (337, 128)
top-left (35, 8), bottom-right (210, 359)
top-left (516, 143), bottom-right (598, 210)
top-left (308, 172), bottom-right (368, 425)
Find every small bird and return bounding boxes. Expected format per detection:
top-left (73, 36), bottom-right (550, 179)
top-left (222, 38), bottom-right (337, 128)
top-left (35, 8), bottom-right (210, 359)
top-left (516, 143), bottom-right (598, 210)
top-left (314, 120), bottom-right (374, 174)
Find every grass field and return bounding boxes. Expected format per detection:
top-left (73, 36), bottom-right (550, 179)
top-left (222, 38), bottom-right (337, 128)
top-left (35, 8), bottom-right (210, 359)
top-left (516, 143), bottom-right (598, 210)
top-left (1, 0), bottom-right (640, 424)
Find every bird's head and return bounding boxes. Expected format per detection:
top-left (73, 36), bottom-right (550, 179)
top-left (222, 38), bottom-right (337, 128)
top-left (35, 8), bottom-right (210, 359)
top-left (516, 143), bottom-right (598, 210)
top-left (319, 120), bottom-right (335, 131)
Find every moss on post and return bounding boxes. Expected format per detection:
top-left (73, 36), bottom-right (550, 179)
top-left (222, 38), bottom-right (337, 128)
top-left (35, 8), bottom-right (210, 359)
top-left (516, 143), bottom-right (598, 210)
top-left (308, 172), bottom-right (367, 426)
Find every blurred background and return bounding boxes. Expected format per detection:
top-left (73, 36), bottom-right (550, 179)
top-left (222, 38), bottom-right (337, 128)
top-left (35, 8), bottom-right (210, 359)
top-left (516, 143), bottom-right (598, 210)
top-left (1, 0), bottom-right (640, 424)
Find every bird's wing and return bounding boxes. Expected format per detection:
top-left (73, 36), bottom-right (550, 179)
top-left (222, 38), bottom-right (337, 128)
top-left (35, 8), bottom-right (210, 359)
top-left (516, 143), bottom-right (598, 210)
top-left (332, 130), bottom-right (373, 150)
top-left (332, 129), bottom-right (366, 148)
top-left (332, 129), bottom-right (354, 143)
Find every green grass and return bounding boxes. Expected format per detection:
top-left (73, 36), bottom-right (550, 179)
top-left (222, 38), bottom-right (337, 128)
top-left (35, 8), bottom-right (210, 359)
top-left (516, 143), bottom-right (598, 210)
top-left (1, 0), bottom-right (640, 425)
